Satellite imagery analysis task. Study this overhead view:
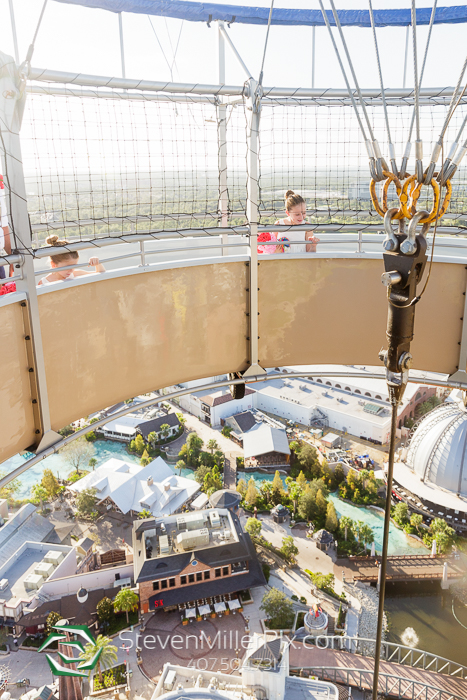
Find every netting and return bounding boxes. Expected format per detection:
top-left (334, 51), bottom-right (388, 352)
top-left (14, 82), bottom-right (467, 249)
top-left (259, 99), bottom-right (467, 228)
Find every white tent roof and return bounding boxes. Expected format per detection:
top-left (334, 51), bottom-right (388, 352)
top-left (243, 424), bottom-right (290, 459)
top-left (69, 457), bottom-right (199, 516)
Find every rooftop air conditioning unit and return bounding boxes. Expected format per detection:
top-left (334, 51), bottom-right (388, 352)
top-left (147, 476), bottom-right (154, 486)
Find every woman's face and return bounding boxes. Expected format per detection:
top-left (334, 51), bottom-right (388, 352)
top-left (50, 255), bottom-right (79, 278)
top-left (287, 203), bottom-right (307, 224)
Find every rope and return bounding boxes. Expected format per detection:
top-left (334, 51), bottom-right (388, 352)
top-left (412, 0), bottom-right (424, 183)
top-left (148, 16), bottom-right (175, 80)
top-left (368, 0), bottom-right (393, 173)
top-left (318, 1), bottom-right (376, 176)
top-left (372, 399), bottom-right (399, 700)
top-left (21, 0), bottom-right (49, 74)
top-left (258, 0), bottom-right (275, 86)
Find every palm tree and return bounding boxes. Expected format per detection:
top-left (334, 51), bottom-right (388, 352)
top-left (176, 459), bottom-right (186, 475)
top-left (359, 524), bottom-right (374, 551)
top-left (89, 458), bottom-right (97, 471)
top-left (113, 589), bottom-right (139, 624)
top-left (352, 520), bottom-right (364, 544)
top-left (79, 634), bottom-right (118, 683)
top-left (147, 431), bottom-right (157, 448)
top-left (160, 424), bottom-right (170, 441)
top-left (32, 484), bottom-right (48, 513)
top-left (207, 439), bottom-right (219, 454)
top-left (340, 516), bottom-right (353, 541)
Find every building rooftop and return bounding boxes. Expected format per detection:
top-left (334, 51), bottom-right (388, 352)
top-left (69, 457), bottom-right (199, 517)
top-left (193, 387), bottom-right (255, 407)
top-left (243, 423), bottom-right (290, 459)
top-left (137, 412), bottom-right (180, 439)
top-left (0, 503), bottom-right (58, 563)
top-left (209, 489), bottom-right (242, 510)
top-left (229, 411), bottom-right (256, 433)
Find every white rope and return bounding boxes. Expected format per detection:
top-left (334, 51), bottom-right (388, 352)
top-left (21, 0), bottom-right (49, 74)
top-left (318, 1), bottom-right (377, 178)
top-left (258, 0), bottom-right (275, 86)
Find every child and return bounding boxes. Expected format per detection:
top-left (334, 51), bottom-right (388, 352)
top-left (38, 235), bottom-right (105, 285)
top-left (275, 190), bottom-right (320, 253)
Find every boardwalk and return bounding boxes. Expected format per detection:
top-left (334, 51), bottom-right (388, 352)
top-left (290, 646), bottom-right (467, 699)
top-left (338, 555), bottom-right (465, 583)
top-left (223, 454), bottom-right (237, 489)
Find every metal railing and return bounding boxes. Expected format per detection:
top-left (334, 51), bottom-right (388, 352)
top-left (297, 635), bottom-right (467, 679)
top-left (302, 666), bottom-right (467, 700)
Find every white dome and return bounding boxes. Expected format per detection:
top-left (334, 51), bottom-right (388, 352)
top-left (406, 403), bottom-right (467, 496)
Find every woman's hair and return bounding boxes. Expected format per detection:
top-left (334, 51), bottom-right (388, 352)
top-left (285, 190), bottom-right (305, 211)
top-left (45, 235), bottom-right (79, 264)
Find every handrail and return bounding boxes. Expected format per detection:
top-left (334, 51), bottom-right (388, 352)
top-left (296, 635), bottom-right (467, 679)
top-left (300, 666), bottom-right (466, 700)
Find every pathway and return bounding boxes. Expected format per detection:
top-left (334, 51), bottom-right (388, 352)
top-left (339, 554), bottom-right (465, 583)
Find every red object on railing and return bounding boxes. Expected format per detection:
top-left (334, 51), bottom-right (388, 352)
top-left (0, 282), bottom-right (16, 295)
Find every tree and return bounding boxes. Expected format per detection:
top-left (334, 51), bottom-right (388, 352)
top-left (0, 470), bottom-right (20, 501)
top-left (289, 440), bottom-right (301, 455)
top-left (333, 463), bottom-right (346, 486)
top-left (325, 501), bottom-right (338, 532)
top-left (88, 458), bottom-right (98, 472)
top-left (79, 635), bottom-right (118, 683)
top-left (296, 471), bottom-right (307, 489)
top-left (76, 487), bottom-right (97, 517)
top-left (203, 466), bottom-right (223, 494)
top-left (207, 439), bottom-right (219, 454)
top-left (113, 589), bottom-right (139, 624)
top-left (298, 490), bottom-right (317, 522)
top-left (176, 460), bottom-right (186, 475)
top-left (359, 523), bottom-right (374, 550)
top-left (138, 509), bottom-right (152, 519)
top-left (430, 518), bottom-right (455, 553)
top-left (140, 449), bottom-right (151, 467)
top-left (237, 478), bottom-right (247, 497)
top-left (245, 477), bottom-right (259, 508)
top-left (260, 588), bottom-right (294, 630)
top-left (308, 571), bottom-right (335, 592)
top-left (221, 425), bottom-right (233, 437)
top-left (316, 489), bottom-right (327, 515)
top-left (85, 431), bottom-right (96, 442)
top-left (41, 469), bottom-right (60, 499)
top-left (131, 434), bottom-right (146, 455)
top-left (176, 412), bottom-right (186, 428)
top-left (147, 431), bottom-right (157, 447)
top-left (340, 515), bottom-right (353, 541)
top-left (58, 425), bottom-right (74, 437)
top-left (96, 597), bottom-right (114, 623)
top-left (31, 484), bottom-right (48, 512)
top-left (298, 444), bottom-right (321, 479)
top-left (245, 517), bottom-right (262, 538)
top-left (394, 502), bottom-right (409, 525)
top-left (160, 424), bottom-right (170, 441)
top-left (280, 535), bottom-right (298, 561)
top-left (60, 438), bottom-right (95, 476)
top-left (46, 611), bottom-right (62, 636)
top-left (194, 464), bottom-right (211, 485)
top-left (351, 520), bottom-right (363, 543)
top-left (186, 433), bottom-right (204, 465)
top-left (410, 513), bottom-right (423, 534)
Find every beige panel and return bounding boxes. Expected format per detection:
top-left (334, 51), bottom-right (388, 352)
top-left (39, 263), bottom-right (249, 430)
top-left (0, 302), bottom-right (36, 462)
top-left (258, 258), bottom-right (465, 375)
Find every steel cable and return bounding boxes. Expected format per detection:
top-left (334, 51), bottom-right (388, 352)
top-left (368, 0), bottom-right (393, 174)
top-left (412, 0), bottom-right (424, 183)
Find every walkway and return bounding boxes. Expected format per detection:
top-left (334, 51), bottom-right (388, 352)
top-left (289, 646), bottom-right (467, 699)
top-left (339, 555), bottom-right (464, 583)
top-left (223, 454), bottom-right (237, 489)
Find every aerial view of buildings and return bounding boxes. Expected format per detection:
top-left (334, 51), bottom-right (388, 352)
top-left (3, 2), bottom-right (467, 700)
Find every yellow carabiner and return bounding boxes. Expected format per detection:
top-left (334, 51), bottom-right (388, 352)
top-left (401, 175), bottom-right (451, 223)
top-left (370, 171), bottom-right (404, 219)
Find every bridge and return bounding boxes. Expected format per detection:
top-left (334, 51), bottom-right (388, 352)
top-left (338, 555), bottom-right (465, 583)
top-left (289, 637), bottom-right (467, 700)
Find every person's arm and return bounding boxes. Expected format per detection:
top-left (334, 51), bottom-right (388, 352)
top-left (305, 231), bottom-right (320, 253)
top-left (73, 257), bottom-right (106, 276)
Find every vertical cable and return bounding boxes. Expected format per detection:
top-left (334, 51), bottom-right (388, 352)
top-left (412, 0), bottom-right (424, 183)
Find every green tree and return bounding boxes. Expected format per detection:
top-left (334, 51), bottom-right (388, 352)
top-left (316, 489), bottom-right (327, 515)
top-left (96, 597), bottom-right (114, 623)
top-left (351, 520), bottom-right (363, 543)
top-left (176, 460), bottom-right (186, 476)
top-left (76, 487), bottom-right (97, 517)
top-left (186, 433), bottom-right (204, 465)
top-left (88, 458), bottom-right (98, 472)
top-left (410, 513), bottom-right (423, 534)
top-left (298, 490), bottom-right (317, 522)
top-left (430, 518), bottom-right (455, 553)
top-left (60, 438), bottom-right (95, 476)
top-left (221, 425), bottom-right (233, 437)
top-left (138, 509), bottom-right (152, 519)
top-left (359, 523), bottom-right (374, 550)
top-left (113, 588), bottom-right (139, 624)
top-left (245, 477), bottom-right (259, 508)
top-left (207, 439), bottom-right (219, 454)
top-left (58, 425), bottom-right (74, 437)
top-left (147, 431), bottom-right (157, 448)
top-left (325, 501), bottom-right (338, 532)
top-left (333, 463), bottom-right (346, 486)
top-left (140, 449), bottom-right (151, 467)
top-left (245, 517), bottom-right (262, 538)
top-left (280, 535), bottom-right (298, 562)
top-left (85, 431), bottom-right (96, 442)
top-left (46, 611), bottom-right (62, 636)
top-left (78, 635), bottom-right (118, 683)
top-left (394, 502), bottom-right (409, 525)
top-left (296, 471), bottom-right (307, 489)
top-left (41, 469), bottom-right (60, 499)
top-left (132, 434), bottom-right (146, 455)
top-left (339, 515), bottom-right (353, 541)
top-left (204, 466), bottom-right (223, 494)
top-left (297, 443), bottom-right (321, 479)
top-left (194, 465), bottom-right (211, 485)
top-left (308, 571), bottom-right (335, 592)
top-left (31, 484), bottom-right (48, 512)
top-left (270, 471), bottom-right (284, 505)
top-left (160, 424), bottom-right (170, 441)
top-left (237, 478), bottom-right (247, 497)
top-left (260, 588), bottom-right (294, 630)
top-left (176, 412), bottom-right (186, 428)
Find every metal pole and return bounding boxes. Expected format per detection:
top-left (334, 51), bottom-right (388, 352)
top-left (8, 0), bottom-right (20, 64)
top-left (311, 25), bottom-right (316, 88)
top-left (403, 24), bottom-right (409, 89)
top-left (118, 12), bottom-right (126, 79)
top-left (0, 84), bottom-right (60, 453)
top-left (218, 24), bottom-right (252, 80)
top-left (217, 21), bottom-right (229, 255)
top-left (243, 79), bottom-right (266, 379)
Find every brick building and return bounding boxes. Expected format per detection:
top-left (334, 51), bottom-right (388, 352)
top-left (132, 508), bottom-right (265, 613)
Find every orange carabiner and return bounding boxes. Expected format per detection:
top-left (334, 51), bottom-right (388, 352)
top-left (370, 170), bottom-right (404, 219)
top-left (401, 175), bottom-right (452, 223)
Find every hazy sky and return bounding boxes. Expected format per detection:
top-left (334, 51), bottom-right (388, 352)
top-left (2, 0), bottom-right (467, 89)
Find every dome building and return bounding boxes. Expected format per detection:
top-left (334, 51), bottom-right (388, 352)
top-left (393, 402), bottom-right (467, 520)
